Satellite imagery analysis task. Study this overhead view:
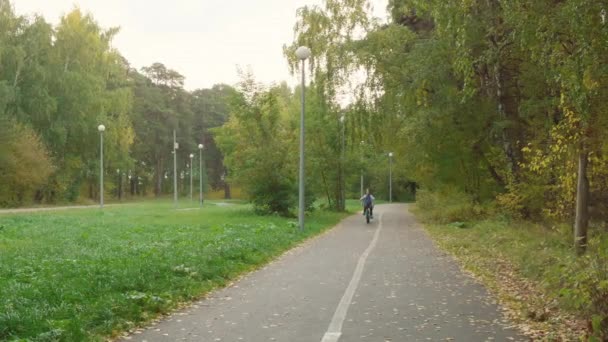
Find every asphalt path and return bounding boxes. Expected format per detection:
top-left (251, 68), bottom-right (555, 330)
top-left (120, 204), bottom-right (526, 342)
top-left (0, 204), bottom-right (115, 214)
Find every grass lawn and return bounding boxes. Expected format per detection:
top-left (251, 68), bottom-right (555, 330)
top-left (0, 200), bottom-right (354, 341)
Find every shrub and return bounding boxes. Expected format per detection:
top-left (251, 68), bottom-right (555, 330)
top-left (548, 236), bottom-right (608, 340)
top-left (250, 177), bottom-right (296, 216)
top-left (0, 119), bottom-right (54, 206)
top-left (415, 188), bottom-right (484, 224)
top-left (495, 183), bottom-right (549, 220)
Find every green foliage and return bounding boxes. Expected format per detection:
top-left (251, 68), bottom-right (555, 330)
top-left (214, 77), bottom-right (302, 216)
top-left (299, 83), bottom-right (349, 210)
top-left (284, 0), bottom-right (383, 211)
top-left (285, 0), bottom-right (608, 258)
top-left (550, 236), bottom-right (608, 340)
top-left (0, 2), bottom-right (236, 206)
top-left (190, 85), bottom-right (238, 189)
top-left (0, 5), bottom-right (133, 204)
top-left (415, 189), bottom-right (485, 224)
top-left (0, 201), bottom-right (350, 341)
top-left (0, 117), bottom-right (53, 206)
top-left (286, 0), bottom-right (608, 225)
top-left (249, 178), bottom-right (295, 216)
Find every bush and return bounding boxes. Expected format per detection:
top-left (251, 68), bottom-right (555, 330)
top-left (250, 177), bottom-right (296, 216)
top-left (415, 188), bottom-right (485, 224)
top-left (495, 183), bottom-right (548, 220)
top-left (0, 119), bottom-right (54, 206)
top-left (249, 178), bottom-right (316, 217)
top-left (550, 236), bottom-right (608, 340)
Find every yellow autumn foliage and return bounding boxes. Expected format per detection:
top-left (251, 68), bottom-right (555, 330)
top-left (0, 121), bottom-right (54, 206)
top-left (516, 107), bottom-right (608, 220)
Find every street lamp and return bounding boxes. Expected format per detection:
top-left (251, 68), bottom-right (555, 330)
top-left (173, 130), bottom-right (178, 208)
top-left (198, 144), bottom-right (204, 207)
top-left (388, 152), bottom-right (394, 203)
top-left (296, 45), bottom-right (311, 231)
top-left (98, 124), bottom-right (105, 208)
top-left (189, 154), bottom-right (194, 202)
top-left (340, 114), bottom-right (345, 211)
top-left (116, 169), bottom-right (121, 200)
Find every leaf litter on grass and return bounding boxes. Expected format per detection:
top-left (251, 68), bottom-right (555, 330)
top-left (426, 225), bottom-right (588, 341)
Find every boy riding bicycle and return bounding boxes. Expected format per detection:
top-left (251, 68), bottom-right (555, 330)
top-left (360, 189), bottom-right (375, 219)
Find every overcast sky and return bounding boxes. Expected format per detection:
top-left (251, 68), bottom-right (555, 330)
top-left (14, 0), bottom-right (388, 90)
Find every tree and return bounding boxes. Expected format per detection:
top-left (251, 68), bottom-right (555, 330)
top-left (190, 84), bottom-right (238, 191)
top-left (503, 0), bottom-right (608, 252)
top-left (131, 64), bottom-right (188, 196)
top-left (214, 76), bottom-right (300, 215)
top-left (284, 0), bottom-right (373, 211)
top-left (0, 116), bottom-right (53, 206)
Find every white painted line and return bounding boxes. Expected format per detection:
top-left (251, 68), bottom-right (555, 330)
top-left (321, 213), bottom-right (384, 342)
top-left (320, 332), bottom-right (341, 342)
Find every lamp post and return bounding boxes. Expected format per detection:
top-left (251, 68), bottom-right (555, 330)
top-left (98, 124), bottom-right (105, 208)
top-left (360, 140), bottom-right (364, 197)
top-left (116, 169), bottom-right (121, 200)
top-left (389, 152), bottom-right (394, 203)
top-left (173, 130), bottom-right (178, 208)
top-left (340, 114), bottom-right (345, 211)
top-left (296, 45), bottom-right (311, 231)
top-left (189, 154), bottom-right (194, 202)
top-left (180, 170), bottom-right (184, 194)
top-left (198, 144), bottom-right (204, 207)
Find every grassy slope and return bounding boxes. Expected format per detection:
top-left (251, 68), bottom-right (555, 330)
top-left (0, 200), bottom-right (355, 341)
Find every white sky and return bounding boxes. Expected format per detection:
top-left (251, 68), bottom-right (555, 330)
top-left (14, 0), bottom-right (388, 90)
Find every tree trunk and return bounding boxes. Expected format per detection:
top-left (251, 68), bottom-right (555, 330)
top-left (494, 62), bottom-right (522, 181)
top-left (13, 63), bottom-right (22, 88)
top-left (320, 168), bottom-right (333, 208)
top-left (34, 190), bottom-right (43, 203)
top-left (473, 142), bottom-right (506, 188)
top-left (334, 181), bottom-right (342, 212)
top-left (223, 168), bottom-right (231, 199)
top-left (574, 150), bottom-right (589, 254)
top-left (154, 157), bottom-right (163, 196)
top-left (486, 4), bottom-right (524, 183)
top-left (337, 168), bottom-right (345, 211)
top-left (118, 173), bottom-right (122, 200)
top-left (224, 182), bottom-right (231, 200)
top-left (410, 182), bottom-right (417, 201)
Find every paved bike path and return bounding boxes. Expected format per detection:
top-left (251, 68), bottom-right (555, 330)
top-left (121, 204), bottom-right (525, 341)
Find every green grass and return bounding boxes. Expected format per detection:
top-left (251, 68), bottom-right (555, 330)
top-left (420, 217), bottom-right (573, 284)
top-left (0, 200), bottom-right (351, 341)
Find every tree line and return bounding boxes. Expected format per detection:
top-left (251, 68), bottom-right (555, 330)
top-left (0, 0), bottom-right (412, 213)
top-left (279, 0), bottom-right (608, 252)
top-left (0, 1), bottom-right (235, 206)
